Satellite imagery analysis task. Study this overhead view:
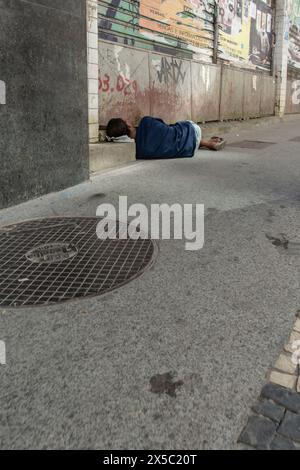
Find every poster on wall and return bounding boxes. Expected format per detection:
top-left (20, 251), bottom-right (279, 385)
top-left (288, 0), bottom-right (300, 69)
top-left (139, 0), bottom-right (215, 59)
top-left (218, 0), bottom-right (273, 71)
top-left (218, 0), bottom-right (252, 63)
top-left (249, 0), bottom-right (273, 70)
top-left (98, 0), bottom-right (215, 61)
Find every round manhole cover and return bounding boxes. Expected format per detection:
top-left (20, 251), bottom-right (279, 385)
top-left (0, 217), bottom-right (157, 308)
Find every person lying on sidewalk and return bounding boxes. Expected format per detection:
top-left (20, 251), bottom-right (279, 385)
top-left (106, 116), bottom-right (226, 159)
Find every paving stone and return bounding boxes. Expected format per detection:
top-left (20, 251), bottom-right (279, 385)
top-left (252, 399), bottom-right (285, 423)
top-left (261, 383), bottom-right (300, 413)
top-left (270, 434), bottom-right (297, 450)
top-left (273, 353), bottom-right (297, 375)
top-left (284, 330), bottom-right (300, 353)
top-left (294, 319), bottom-right (300, 333)
top-left (270, 371), bottom-right (297, 389)
top-left (278, 411), bottom-right (300, 442)
top-left (238, 415), bottom-right (277, 449)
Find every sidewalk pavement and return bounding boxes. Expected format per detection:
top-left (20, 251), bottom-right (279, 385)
top-left (1, 115), bottom-right (300, 449)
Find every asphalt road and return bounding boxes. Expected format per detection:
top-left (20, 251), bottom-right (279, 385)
top-left (1, 116), bottom-right (300, 449)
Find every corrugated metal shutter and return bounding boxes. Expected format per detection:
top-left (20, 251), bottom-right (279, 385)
top-left (98, 0), bottom-right (215, 61)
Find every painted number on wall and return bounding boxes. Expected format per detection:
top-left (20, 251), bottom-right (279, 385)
top-left (99, 74), bottom-right (138, 95)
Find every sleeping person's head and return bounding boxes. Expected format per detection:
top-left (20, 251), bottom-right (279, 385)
top-left (106, 118), bottom-right (136, 140)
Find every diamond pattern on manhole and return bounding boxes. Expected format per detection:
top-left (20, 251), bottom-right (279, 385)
top-left (0, 218), bottom-right (158, 308)
top-left (289, 136), bottom-right (300, 142)
top-left (228, 140), bottom-right (276, 149)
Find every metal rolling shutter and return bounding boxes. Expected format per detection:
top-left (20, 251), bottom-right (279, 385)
top-left (98, 0), bottom-right (215, 61)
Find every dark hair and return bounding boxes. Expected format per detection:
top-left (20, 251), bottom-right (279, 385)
top-left (106, 118), bottom-right (128, 138)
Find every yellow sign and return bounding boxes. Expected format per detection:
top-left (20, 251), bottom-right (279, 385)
top-left (218, 0), bottom-right (251, 61)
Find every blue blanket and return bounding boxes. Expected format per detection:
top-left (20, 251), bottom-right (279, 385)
top-left (136, 117), bottom-right (196, 159)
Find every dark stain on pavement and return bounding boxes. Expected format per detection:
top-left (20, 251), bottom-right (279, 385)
top-left (88, 193), bottom-right (106, 200)
top-left (265, 233), bottom-right (289, 250)
top-left (150, 372), bottom-right (184, 397)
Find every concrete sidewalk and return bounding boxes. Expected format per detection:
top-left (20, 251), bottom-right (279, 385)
top-left (1, 116), bottom-right (300, 449)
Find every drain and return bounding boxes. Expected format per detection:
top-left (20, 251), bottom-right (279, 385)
top-left (26, 243), bottom-right (78, 264)
top-left (0, 217), bottom-right (157, 308)
top-left (228, 140), bottom-right (276, 149)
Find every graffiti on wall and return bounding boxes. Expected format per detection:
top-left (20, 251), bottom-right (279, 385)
top-left (218, 0), bottom-right (273, 70)
top-left (98, 40), bottom-right (192, 126)
top-left (98, 42), bottom-right (150, 126)
top-left (155, 57), bottom-right (187, 85)
top-left (288, 0), bottom-right (300, 69)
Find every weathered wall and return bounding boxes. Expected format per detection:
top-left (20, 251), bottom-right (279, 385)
top-left (220, 67), bottom-right (275, 119)
top-left (98, 0), bottom-right (275, 71)
top-left (97, 1), bottom-right (278, 126)
top-left (98, 41), bottom-right (275, 126)
top-left (286, 79), bottom-right (300, 112)
top-left (0, 0), bottom-right (89, 209)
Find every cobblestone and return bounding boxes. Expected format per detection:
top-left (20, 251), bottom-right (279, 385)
top-left (294, 319), bottom-right (300, 333)
top-left (239, 384), bottom-right (300, 449)
top-left (252, 399), bottom-right (285, 423)
top-left (269, 371), bottom-right (297, 389)
top-left (270, 435), bottom-right (297, 450)
top-left (273, 353), bottom-right (297, 375)
top-left (261, 383), bottom-right (300, 413)
top-left (278, 411), bottom-right (300, 442)
top-left (238, 415), bottom-right (277, 449)
top-left (284, 330), bottom-right (300, 354)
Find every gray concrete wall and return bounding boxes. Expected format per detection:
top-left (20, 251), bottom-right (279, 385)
top-left (0, 0), bottom-right (89, 209)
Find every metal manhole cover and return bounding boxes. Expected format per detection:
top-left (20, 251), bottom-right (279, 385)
top-left (0, 217), bottom-right (158, 308)
top-left (228, 140), bottom-right (276, 149)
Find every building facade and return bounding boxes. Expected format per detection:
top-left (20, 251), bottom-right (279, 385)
top-left (91, 0), bottom-right (300, 139)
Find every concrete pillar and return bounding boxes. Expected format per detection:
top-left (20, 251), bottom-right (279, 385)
top-left (0, 0), bottom-right (89, 209)
top-left (87, 0), bottom-right (99, 142)
top-left (273, 0), bottom-right (290, 116)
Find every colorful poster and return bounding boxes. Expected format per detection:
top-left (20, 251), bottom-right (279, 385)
top-left (249, 0), bottom-right (273, 70)
top-left (218, 0), bottom-right (252, 62)
top-left (98, 0), bottom-right (214, 61)
top-left (139, 0), bottom-right (214, 52)
top-left (219, 0), bottom-right (273, 70)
